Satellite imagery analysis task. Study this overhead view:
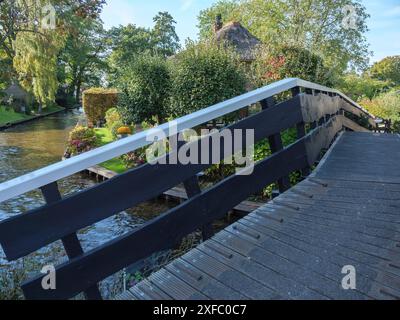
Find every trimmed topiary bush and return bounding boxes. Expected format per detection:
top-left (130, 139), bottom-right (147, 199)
top-left (82, 88), bottom-right (119, 126)
top-left (169, 40), bottom-right (247, 117)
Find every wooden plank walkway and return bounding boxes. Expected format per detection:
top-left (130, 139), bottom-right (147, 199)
top-left (118, 132), bottom-right (400, 300)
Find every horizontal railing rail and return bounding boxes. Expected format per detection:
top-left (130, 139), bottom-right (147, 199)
top-left (0, 78), bottom-right (374, 203)
top-left (0, 78), bottom-right (376, 300)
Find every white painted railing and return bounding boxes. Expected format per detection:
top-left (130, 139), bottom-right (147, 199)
top-left (0, 78), bottom-right (373, 203)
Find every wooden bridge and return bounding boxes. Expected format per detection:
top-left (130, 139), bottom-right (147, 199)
top-left (0, 78), bottom-right (399, 300)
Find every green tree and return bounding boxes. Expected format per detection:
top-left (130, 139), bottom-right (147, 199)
top-left (107, 24), bottom-right (153, 67)
top-left (107, 12), bottom-right (180, 83)
top-left (198, 0), bottom-right (371, 73)
top-left (338, 73), bottom-right (389, 101)
top-left (369, 56), bottom-right (400, 87)
top-left (12, 2), bottom-right (65, 111)
top-left (116, 54), bottom-right (171, 125)
top-left (59, 18), bottom-right (107, 103)
top-left (170, 40), bottom-right (247, 116)
top-left (151, 11), bottom-right (180, 57)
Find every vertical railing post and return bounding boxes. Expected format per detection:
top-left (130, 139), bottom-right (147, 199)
top-left (305, 88), bottom-right (317, 130)
top-left (175, 138), bottom-right (214, 241)
top-left (40, 182), bottom-right (102, 300)
top-left (292, 87), bottom-right (311, 176)
top-left (260, 97), bottom-right (291, 193)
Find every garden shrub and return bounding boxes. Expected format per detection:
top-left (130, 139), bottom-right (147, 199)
top-left (250, 45), bottom-right (334, 87)
top-left (105, 107), bottom-right (123, 139)
top-left (82, 88), bottom-right (119, 126)
top-left (116, 54), bottom-right (171, 125)
top-left (65, 125), bottom-right (97, 157)
top-left (170, 40), bottom-right (247, 117)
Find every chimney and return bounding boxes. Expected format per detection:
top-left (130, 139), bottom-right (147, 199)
top-left (214, 14), bottom-right (223, 33)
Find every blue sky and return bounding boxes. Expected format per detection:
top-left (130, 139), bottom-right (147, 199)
top-left (101, 0), bottom-right (400, 64)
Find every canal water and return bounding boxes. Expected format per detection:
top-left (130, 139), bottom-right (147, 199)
top-left (0, 110), bottom-right (168, 299)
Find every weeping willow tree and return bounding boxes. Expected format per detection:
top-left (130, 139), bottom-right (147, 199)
top-left (12, 0), bottom-right (65, 111)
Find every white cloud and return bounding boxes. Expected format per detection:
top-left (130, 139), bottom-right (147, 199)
top-left (181, 0), bottom-right (195, 12)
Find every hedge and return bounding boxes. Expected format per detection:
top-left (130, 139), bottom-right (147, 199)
top-left (82, 88), bottom-right (119, 126)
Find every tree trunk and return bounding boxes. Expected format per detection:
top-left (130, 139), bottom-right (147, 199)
top-left (75, 81), bottom-right (81, 104)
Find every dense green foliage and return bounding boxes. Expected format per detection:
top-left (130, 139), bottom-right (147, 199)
top-left (338, 73), bottom-right (389, 101)
top-left (369, 56), bottom-right (400, 87)
top-left (198, 0), bottom-right (370, 73)
top-left (361, 91), bottom-right (400, 122)
top-left (170, 40), bottom-right (247, 116)
top-left (251, 45), bottom-right (334, 87)
top-left (116, 55), bottom-right (171, 125)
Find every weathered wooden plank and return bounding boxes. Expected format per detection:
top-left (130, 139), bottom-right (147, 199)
top-left (147, 269), bottom-right (209, 300)
top-left (232, 219), bottom-right (374, 299)
top-left (165, 259), bottom-right (246, 300)
top-left (181, 248), bottom-right (279, 299)
top-left (197, 240), bottom-right (326, 300)
top-left (212, 229), bottom-right (346, 299)
top-left (241, 214), bottom-right (400, 299)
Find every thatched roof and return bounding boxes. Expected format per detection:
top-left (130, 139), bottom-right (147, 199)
top-left (3, 82), bottom-right (28, 100)
top-left (216, 22), bottom-right (261, 62)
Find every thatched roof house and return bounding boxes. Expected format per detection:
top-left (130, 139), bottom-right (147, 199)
top-left (215, 19), bottom-right (261, 63)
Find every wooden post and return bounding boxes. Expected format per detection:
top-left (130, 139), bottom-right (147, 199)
top-left (176, 139), bottom-right (214, 240)
top-left (260, 97), bottom-right (291, 193)
top-left (40, 182), bottom-right (102, 300)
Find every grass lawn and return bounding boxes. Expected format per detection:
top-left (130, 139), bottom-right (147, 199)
top-left (95, 127), bottom-right (127, 174)
top-left (0, 106), bottom-right (33, 126)
top-left (0, 105), bottom-right (65, 127)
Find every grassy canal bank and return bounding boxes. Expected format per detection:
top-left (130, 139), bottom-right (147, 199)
top-left (0, 105), bottom-right (65, 128)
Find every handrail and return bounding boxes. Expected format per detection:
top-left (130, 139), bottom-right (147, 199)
top-left (0, 78), bottom-right (374, 203)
